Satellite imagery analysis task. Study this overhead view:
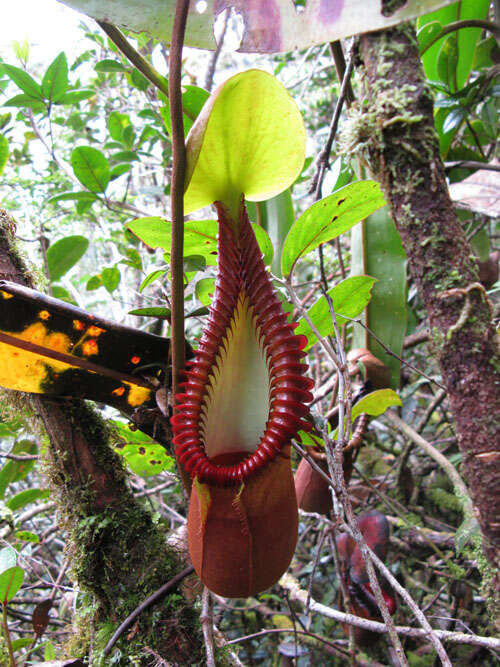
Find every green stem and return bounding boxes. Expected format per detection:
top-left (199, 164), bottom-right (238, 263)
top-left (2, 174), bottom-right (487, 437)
top-left (97, 20), bottom-right (194, 121)
top-left (420, 19), bottom-right (500, 56)
top-left (169, 0), bottom-right (190, 493)
top-left (2, 604), bottom-right (15, 667)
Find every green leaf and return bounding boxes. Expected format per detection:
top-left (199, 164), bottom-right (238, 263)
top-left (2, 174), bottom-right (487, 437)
top-left (0, 134), bottom-right (8, 176)
top-left (162, 84), bottom-right (210, 136)
top-left (56, 88), bottom-right (95, 104)
top-left (48, 191), bottom-right (98, 205)
top-left (196, 278), bottom-right (215, 306)
top-left (127, 217), bottom-right (273, 266)
top-left (0, 441), bottom-right (38, 499)
top-left (332, 389), bottom-right (402, 439)
top-left (418, 0), bottom-right (490, 89)
top-left (12, 39), bottom-right (29, 64)
top-left (41, 52), bottom-right (68, 102)
top-left (114, 424), bottom-right (174, 477)
top-left (108, 111), bottom-right (131, 142)
top-left (3, 93), bottom-right (45, 110)
top-left (15, 531), bottom-right (40, 544)
top-left (86, 275), bottom-right (102, 291)
top-left (296, 276), bottom-right (376, 351)
top-left (139, 269), bottom-right (166, 292)
top-left (0, 566), bottom-right (24, 603)
top-left (437, 34), bottom-right (458, 89)
top-left (50, 285), bottom-right (78, 306)
top-left (129, 307), bottom-right (171, 320)
top-left (281, 181), bottom-right (386, 277)
top-left (95, 59), bottom-right (128, 73)
top-left (71, 146), bottom-right (110, 193)
top-left (2, 64), bottom-right (42, 100)
top-left (44, 641), bottom-right (56, 660)
top-left (6, 489), bottom-right (50, 512)
top-left (11, 637), bottom-right (33, 652)
top-left (352, 388), bottom-right (401, 420)
top-left (417, 20), bottom-right (443, 55)
top-left (110, 163), bottom-right (131, 179)
top-left (184, 70), bottom-right (306, 218)
top-left (101, 267), bottom-right (121, 293)
top-left (47, 235), bottom-right (89, 282)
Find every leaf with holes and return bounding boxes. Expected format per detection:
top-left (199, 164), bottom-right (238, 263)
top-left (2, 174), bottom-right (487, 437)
top-left (58, 0), bottom-right (458, 54)
top-left (281, 181), bottom-right (386, 277)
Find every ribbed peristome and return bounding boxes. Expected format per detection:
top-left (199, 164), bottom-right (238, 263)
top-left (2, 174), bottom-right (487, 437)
top-left (171, 201), bottom-right (313, 486)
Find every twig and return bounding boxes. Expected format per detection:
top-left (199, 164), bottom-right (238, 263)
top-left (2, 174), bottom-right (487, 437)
top-left (305, 525), bottom-right (327, 615)
top-left (310, 41), bottom-right (356, 198)
top-left (314, 261), bottom-right (408, 662)
top-left (386, 411), bottom-right (475, 519)
top-left (169, 0), bottom-right (190, 492)
top-left (201, 588), bottom-right (216, 667)
top-left (97, 22), bottom-right (170, 101)
top-left (355, 528), bottom-right (452, 666)
top-left (403, 329), bottom-right (430, 349)
top-left (204, 9), bottom-right (229, 92)
top-left (226, 627), bottom-right (348, 656)
top-left (344, 315), bottom-right (446, 390)
top-left (280, 573), bottom-right (500, 650)
top-left (0, 453), bottom-right (38, 461)
top-left (445, 161), bottom-right (500, 173)
top-left (329, 41), bottom-right (355, 106)
top-left (0, 503), bottom-right (57, 539)
top-left (103, 566), bottom-right (194, 655)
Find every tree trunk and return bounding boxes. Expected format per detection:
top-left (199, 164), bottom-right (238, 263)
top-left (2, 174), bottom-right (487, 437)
top-left (0, 209), bottom-right (204, 665)
top-left (353, 25), bottom-right (500, 587)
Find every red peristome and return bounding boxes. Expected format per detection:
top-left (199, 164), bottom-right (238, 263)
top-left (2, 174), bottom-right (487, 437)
top-left (171, 201), bottom-right (313, 486)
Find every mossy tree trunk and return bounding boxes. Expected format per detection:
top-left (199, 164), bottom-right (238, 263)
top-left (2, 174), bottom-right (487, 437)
top-left (353, 25), bottom-right (500, 583)
top-left (0, 210), bottom-right (204, 665)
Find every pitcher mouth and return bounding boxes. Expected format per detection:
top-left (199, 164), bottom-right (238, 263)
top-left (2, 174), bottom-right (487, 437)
top-left (171, 201), bottom-right (313, 487)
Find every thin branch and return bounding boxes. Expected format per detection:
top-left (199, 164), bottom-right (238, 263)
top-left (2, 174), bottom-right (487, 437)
top-left (280, 573), bottom-right (500, 651)
top-left (445, 161), bottom-right (500, 173)
top-left (386, 411), bottom-right (475, 519)
top-left (204, 9), bottom-right (229, 92)
top-left (201, 588), bottom-right (216, 667)
top-left (343, 315), bottom-right (446, 390)
top-left (310, 41), bottom-right (356, 198)
top-left (97, 22), bottom-right (170, 101)
top-left (103, 566), bottom-right (194, 655)
top-left (226, 627), bottom-right (348, 656)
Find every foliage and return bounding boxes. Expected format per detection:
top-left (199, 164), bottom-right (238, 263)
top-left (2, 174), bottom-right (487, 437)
top-left (0, 2), bottom-right (498, 664)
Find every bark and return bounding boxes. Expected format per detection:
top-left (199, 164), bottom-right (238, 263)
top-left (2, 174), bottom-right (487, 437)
top-left (353, 26), bottom-right (500, 586)
top-left (0, 210), bottom-right (204, 665)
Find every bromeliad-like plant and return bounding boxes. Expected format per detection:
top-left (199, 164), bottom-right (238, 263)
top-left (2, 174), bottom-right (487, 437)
top-left (171, 70), bottom-right (314, 598)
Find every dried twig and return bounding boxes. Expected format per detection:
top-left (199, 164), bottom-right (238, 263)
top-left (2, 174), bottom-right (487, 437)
top-left (280, 573), bottom-right (500, 651)
top-left (201, 588), bottom-right (216, 667)
top-left (103, 566), bottom-right (194, 655)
